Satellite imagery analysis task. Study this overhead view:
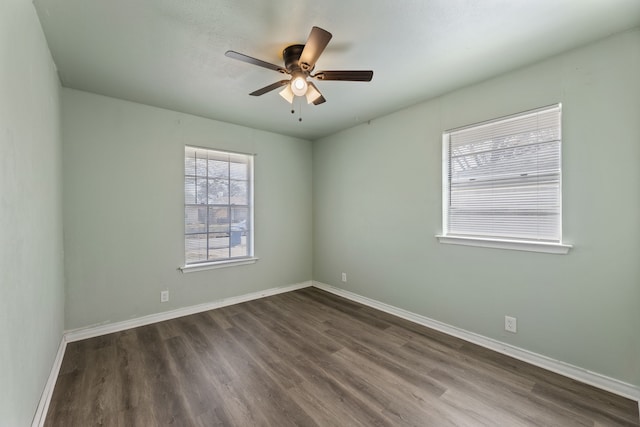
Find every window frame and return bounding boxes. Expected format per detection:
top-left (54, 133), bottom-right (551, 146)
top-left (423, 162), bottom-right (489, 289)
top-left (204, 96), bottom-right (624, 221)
top-left (436, 104), bottom-right (572, 254)
top-left (180, 146), bottom-right (257, 272)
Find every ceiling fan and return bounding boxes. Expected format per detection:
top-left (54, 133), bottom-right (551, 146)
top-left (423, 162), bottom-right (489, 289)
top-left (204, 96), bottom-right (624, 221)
top-left (225, 26), bottom-right (373, 106)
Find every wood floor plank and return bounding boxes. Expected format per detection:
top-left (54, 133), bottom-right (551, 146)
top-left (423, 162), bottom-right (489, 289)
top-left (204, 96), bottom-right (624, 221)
top-left (457, 341), bottom-right (639, 425)
top-left (229, 304), bottom-right (393, 426)
top-left (177, 314), bottom-right (269, 426)
top-left (330, 347), bottom-right (467, 427)
top-left (134, 325), bottom-right (196, 426)
top-left (45, 287), bottom-right (640, 426)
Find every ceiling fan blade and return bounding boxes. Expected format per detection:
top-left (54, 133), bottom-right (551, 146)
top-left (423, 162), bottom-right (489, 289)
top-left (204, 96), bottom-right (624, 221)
top-left (225, 50), bottom-right (287, 74)
top-left (299, 27), bottom-right (332, 71)
top-left (313, 70), bottom-right (373, 82)
top-left (249, 80), bottom-right (290, 96)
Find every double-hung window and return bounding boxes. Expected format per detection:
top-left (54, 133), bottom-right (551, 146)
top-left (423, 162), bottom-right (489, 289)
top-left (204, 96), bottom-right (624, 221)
top-left (438, 104), bottom-right (571, 254)
top-left (183, 146), bottom-right (254, 267)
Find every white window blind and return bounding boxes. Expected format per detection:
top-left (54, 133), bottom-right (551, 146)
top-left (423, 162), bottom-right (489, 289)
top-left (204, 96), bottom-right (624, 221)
top-left (184, 146), bottom-right (254, 265)
top-left (443, 104), bottom-right (562, 243)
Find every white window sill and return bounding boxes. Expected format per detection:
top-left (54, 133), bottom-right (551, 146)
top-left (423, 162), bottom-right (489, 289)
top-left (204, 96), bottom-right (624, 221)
top-left (435, 235), bottom-right (572, 254)
top-left (178, 257), bottom-right (259, 273)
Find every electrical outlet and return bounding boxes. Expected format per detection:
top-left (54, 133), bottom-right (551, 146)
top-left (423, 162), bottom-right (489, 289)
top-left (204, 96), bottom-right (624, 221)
top-left (505, 315), bottom-right (517, 333)
top-left (160, 290), bottom-right (169, 303)
top-left (341, 272), bottom-right (347, 282)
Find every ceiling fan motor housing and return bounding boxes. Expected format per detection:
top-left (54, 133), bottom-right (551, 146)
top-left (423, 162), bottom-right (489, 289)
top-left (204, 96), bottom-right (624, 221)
top-left (283, 44), bottom-right (307, 73)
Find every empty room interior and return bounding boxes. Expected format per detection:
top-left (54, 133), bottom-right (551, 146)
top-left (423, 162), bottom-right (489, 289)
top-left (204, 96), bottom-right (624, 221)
top-left (2, 0), bottom-right (640, 425)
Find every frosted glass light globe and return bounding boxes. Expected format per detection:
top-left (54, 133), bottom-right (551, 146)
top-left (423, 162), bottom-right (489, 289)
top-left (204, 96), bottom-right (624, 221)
top-left (291, 76), bottom-right (308, 96)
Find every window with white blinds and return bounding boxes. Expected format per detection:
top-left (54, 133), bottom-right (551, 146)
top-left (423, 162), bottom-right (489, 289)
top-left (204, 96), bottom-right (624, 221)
top-left (184, 146), bottom-right (254, 266)
top-left (442, 104), bottom-right (564, 246)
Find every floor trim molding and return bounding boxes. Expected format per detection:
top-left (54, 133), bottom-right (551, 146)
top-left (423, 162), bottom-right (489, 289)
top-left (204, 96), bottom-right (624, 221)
top-left (312, 281), bottom-right (640, 403)
top-left (32, 338), bottom-right (67, 427)
top-left (65, 281), bottom-right (313, 343)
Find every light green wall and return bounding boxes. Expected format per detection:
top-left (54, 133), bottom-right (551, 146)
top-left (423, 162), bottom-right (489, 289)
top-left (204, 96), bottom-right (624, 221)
top-left (0, 0), bottom-right (65, 425)
top-left (313, 29), bottom-right (640, 386)
top-left (62, 89), bottom-right (312, 329)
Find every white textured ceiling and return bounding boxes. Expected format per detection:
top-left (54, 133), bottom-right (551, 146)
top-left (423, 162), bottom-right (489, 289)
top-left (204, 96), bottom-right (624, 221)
top-left (34, 0), bottom-right (640, 140)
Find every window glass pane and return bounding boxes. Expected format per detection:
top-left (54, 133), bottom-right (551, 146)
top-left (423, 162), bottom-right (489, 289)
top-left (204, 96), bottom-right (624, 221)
top-left (208, 207), bottom-right (230, 233)
top-left (196, 157), bottom-right (207, 176)
top-left (196, 178), bottom-right (208, 204)
top-left (185, 206), bottom-right (207, 233)
top-left (208, 160), bottom-right (228, 178)
top-left (230, 161), bottom-right (248, 180)
top-left (451, 140), bottom-right (560, 182)
top-left (230, 180), bottom-right (248, 205)
top-left (230, 236), bottom-right (248, 258)
top-left (184, 177), bottom-right (196, 204)
top-left (185, 234), bottom-right (207, 264)
top-left (231, 208), bottom-right (249, 257)
top-left (185, 154), bottom-right (196, 176)
top-left (208, 233), bottom-right (230, 260)
top-left (231, 207), bottom-right (249, 229)
top-left (208, 179), bottom-right (229, 204)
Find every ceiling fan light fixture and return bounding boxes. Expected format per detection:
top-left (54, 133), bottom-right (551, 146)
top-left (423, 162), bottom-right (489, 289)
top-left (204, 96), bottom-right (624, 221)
top-left (279, 84), bottom-right (295, 104)
top-left (305, 84), bottom-right (322, 104)
top-left (291, 74), bottom-right (308, 97)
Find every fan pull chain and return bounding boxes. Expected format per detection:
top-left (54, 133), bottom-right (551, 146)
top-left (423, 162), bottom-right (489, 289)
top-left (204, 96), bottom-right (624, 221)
top-left (298, 97), bottom-right (303, 122)
top-left (290, 98), bottom-right (303, 122)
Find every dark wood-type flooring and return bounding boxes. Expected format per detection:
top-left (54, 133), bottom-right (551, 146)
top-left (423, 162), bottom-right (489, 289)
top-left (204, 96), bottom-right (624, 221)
top-left (45, 287), bottom-right (640, 426)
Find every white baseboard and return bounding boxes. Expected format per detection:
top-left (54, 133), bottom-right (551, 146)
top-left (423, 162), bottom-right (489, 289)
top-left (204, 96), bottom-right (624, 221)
top-left (312, 281), bottom-right (640, 403)
top-left (65, 281), bottom-right (312, 342)
top-left (32, 337), bottom-right (67, 427)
